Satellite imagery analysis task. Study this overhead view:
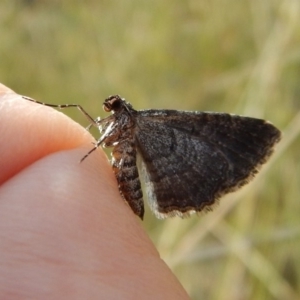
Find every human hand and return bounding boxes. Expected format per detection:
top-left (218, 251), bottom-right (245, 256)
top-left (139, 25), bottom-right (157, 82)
top-left (0, 83), bottom-right (189, 299)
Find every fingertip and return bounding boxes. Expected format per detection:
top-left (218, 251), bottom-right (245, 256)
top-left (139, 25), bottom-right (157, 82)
top-left (0, 85), bottom-right (189, 299)
top-left (0, 91), bottom-right (94, 184)
top-left (0, 83), bottom-right (15, 94)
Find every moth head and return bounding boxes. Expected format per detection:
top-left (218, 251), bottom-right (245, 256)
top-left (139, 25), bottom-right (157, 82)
top-left (103, 95), bottom-right (124, 113)
top-left (103, 95), bottom-right (134, 114)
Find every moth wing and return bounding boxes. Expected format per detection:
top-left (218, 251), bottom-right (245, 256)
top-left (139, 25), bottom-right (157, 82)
top-left (135, 110), bottom-right (281, 219)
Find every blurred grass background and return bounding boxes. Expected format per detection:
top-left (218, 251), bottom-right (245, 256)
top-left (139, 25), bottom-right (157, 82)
top-left (1, 0), bottom-right (300, 299)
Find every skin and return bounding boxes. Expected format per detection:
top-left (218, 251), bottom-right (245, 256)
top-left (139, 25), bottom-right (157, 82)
top-left (0, 83), bottom-right (189, 299)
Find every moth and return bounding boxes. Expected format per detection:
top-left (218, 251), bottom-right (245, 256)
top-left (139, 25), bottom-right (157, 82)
top-left (23, 95), bottom-right (281, 220)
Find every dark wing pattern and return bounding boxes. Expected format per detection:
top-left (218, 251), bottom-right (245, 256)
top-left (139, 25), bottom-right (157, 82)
top-left (135, 110), bottom-right (281, 219)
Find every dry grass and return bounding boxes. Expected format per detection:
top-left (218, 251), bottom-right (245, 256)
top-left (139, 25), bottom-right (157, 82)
top-left (1, 0), bottom-right (299, 299)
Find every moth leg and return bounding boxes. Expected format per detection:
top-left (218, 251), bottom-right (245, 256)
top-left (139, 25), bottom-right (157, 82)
top-left (86, 117), bottom-right (102, 131)
top-left (22, 96), bottom-right (98, 127)
top-left (80, 134), bottom-right (109, 162)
